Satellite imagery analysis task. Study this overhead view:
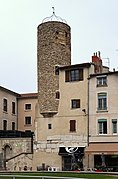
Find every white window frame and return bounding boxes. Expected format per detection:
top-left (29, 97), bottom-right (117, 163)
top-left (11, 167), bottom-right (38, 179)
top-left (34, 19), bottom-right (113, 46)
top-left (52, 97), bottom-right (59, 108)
top-left (98, 119), bottom-right (107, 134)
top-left (97, 93), bottom-right (107, 110)
top-left (97, 75), bottom-right (107, 86)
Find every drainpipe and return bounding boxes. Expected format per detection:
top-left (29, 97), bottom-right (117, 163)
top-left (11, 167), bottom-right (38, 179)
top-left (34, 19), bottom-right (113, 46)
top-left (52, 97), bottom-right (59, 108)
top-left (87, 67), bottom-right (90, 169)
top-left (87, 68), bottom-right (90, 147)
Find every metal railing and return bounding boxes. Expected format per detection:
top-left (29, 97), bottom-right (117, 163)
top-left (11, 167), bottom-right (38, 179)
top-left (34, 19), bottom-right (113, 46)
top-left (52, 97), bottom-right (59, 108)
top-left (0, 175), bottom-right (85, 179)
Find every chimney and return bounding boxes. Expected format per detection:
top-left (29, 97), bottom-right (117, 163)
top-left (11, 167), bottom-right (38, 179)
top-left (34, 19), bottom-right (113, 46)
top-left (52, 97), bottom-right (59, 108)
top-left (92, 51), bottom-right (103, 73)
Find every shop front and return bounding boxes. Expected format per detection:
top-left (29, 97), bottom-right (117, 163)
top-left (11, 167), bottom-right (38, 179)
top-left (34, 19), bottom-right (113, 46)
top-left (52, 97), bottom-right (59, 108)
top-left (58, 147), bottom-right (85, 171)
top-left (85, 143), bottom-right (118, 171)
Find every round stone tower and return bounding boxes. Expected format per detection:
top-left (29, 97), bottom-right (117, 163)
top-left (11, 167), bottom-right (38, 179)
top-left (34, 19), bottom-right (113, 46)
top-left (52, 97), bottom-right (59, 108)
top-left (37, 10), bottom-right (71, 116)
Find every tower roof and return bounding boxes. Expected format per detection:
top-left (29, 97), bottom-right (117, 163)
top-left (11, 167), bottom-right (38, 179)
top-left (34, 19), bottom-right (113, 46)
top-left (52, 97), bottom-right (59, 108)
top-left (42, 7), bottom-right (67, 24)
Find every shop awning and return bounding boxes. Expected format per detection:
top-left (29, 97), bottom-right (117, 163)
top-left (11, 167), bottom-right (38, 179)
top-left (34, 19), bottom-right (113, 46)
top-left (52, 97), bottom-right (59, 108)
top-left (85, 143), bottom-right (118, 154)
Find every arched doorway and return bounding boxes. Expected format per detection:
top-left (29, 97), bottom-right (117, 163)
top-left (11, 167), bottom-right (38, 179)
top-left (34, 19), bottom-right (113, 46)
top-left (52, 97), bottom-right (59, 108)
top-left (2, 144), bottom-right (12, 170)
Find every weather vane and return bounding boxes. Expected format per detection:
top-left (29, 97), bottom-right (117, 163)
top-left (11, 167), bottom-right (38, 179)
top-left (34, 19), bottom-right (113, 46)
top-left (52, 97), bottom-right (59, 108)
top-left (52, 7), bottom-right (55, 14)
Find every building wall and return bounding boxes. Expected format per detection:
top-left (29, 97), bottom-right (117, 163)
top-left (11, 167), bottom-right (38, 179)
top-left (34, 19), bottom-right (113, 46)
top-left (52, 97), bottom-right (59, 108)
top-left (0, 138), bottom-right (33, 171)
top-left (88, 72), bottom-right (118, 169)
top-left (18, 95), bottom-right (38, 132)
top-left (0, 88), bottom-right (18, 130)
top-left (89, 73), bottom-right (118, 142)
top-left (33, 65), bottom-right (93, 170)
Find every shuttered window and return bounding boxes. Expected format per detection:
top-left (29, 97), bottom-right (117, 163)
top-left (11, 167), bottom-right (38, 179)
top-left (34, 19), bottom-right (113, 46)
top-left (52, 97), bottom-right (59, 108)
top-left (70, 120), bottom-right (76, 132)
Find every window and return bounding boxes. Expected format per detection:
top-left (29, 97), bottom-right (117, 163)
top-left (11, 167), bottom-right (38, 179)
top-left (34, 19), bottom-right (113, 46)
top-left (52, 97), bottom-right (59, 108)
top-left (3, 120), bottom-right (7, 130)
top-left (25, 116), bottom-right (31, 125)
top-left (65, 69), bottom-right (83, 82)
top-left (70, 120), bottom-right (76, 132)
top-left (12, 122), bottom-right (15, 130)
top-left (97, 76), bottom-right (107, 87)
top-left (55, 65), bottom-right (59, 75)
top-left (48, 124), bottom-right (52, 129)
top-left (25, 104), bottom-right (31, 110)
top-left (12, 102), bottom-right (15, 114)
top-left (56, 91), bottom-right (60, 99)
top-left (112, 119), bottom-right (117, 134)
top-left (71, 99), bottom-right (80, 109)
top-left (98, 93), bottom-right (107, 110)
top-left (98, 119), bottom-right (107, 134)
top-left (3, 98), bottom-right (7, 112)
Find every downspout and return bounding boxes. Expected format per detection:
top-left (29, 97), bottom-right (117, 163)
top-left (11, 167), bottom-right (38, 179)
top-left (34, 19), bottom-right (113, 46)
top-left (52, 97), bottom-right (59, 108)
top-left (87, 66), bottom-right (90, 169)
top-left (87, 68), bottom-right (90, 147)
top-left (16, 95), bottom-right (19, 130)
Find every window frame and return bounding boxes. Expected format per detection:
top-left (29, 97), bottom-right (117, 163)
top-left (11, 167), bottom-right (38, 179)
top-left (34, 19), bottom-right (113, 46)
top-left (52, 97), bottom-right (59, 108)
top-left (24, 116), bottom-right (32, 125)
top-left (24, 103), bottom-right (32, 111)
top-left (97, 93), bottom-right (107, 111)
top-left (71, 99), bottom-right (80, 109)
top-left (97, 76), bottom-right (107, 87)
top-left (65, 68), bottom-right (83, 82)
top-left (98, 119), bottom-right (107, 134)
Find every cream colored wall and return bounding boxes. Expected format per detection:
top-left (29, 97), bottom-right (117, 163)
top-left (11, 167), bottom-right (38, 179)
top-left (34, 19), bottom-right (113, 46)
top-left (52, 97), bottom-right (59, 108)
top-left (0, 90), bottom-right (18, 130)
top-left (33, 67), bottom-right (91, 170)
top-left (35, 67), bottom-right (90, 143)
top-left (89, 73), bottom-right (118, 142)
top-left (18, 98), bottom-right (37, 132)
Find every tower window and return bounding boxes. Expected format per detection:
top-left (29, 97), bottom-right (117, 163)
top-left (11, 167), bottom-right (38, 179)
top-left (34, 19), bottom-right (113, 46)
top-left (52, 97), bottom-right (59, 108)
top-left (56, 91), bottom-right (60, 99)
top-left (55, 65), bottom-right (59, 75)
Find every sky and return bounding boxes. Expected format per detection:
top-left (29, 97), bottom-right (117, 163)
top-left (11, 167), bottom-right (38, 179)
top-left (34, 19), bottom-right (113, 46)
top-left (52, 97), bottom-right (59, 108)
top-left (0, 0), bottom-right (118, 93)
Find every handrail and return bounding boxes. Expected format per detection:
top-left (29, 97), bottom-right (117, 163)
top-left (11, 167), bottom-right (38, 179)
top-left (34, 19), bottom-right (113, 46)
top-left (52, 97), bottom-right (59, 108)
top-left (0, 175), bottom-right (85, 179)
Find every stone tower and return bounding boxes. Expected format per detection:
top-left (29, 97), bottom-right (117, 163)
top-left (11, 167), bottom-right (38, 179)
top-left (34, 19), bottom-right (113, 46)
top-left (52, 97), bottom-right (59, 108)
top-left (37, 11), bottom-right (71, 116)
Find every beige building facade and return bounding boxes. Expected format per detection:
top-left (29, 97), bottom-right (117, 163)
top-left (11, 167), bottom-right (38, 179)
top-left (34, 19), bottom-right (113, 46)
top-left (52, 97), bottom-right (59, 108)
top-left (86, 70), bottom-right (118, 171)
top-left (0, 86), bottom-right (19, 131)
top-left (34, 63), bottom-right (93, 171)
top-left (0, 87), bottom-right (37, 171)
top-left (18, 93), bottom-right (38, 132)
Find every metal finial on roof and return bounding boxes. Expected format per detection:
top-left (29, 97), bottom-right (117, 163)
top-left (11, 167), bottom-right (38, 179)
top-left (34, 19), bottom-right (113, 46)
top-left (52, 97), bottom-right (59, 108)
top-left (52, 7), bottom-right (55, 14)
top-left (42, 7), bottom-right (67, 24)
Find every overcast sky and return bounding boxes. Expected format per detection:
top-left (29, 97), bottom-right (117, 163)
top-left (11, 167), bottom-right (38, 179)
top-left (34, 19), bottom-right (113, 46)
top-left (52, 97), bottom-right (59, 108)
top-left (0, 0), bottom-right (118, 93)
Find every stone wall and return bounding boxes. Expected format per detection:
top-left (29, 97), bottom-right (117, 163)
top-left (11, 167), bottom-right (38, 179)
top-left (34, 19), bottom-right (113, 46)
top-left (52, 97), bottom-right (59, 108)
top-left (37, 21), bottom-right (71, 114)
top-left (0, 138), bottom-right (33, 171)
